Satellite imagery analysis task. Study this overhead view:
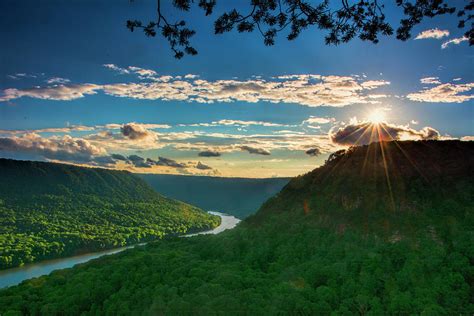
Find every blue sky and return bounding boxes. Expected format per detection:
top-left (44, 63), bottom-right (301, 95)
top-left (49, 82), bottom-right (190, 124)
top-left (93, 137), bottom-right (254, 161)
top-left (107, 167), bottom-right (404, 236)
top-left (0, 0), bottom-right (472, 177)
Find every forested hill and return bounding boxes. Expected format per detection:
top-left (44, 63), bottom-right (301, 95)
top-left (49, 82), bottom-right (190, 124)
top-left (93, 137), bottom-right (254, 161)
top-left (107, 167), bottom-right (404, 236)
top-left (1, 141), bottom-right (473, 314)
top-left (250, 140), bottom-right (474, 234)
top-left (0, 159), bottom-right (220, 269)
top-left (0, 158), bottom-right (157, 201)
top-left (138, 174), bottom-right (289, 219)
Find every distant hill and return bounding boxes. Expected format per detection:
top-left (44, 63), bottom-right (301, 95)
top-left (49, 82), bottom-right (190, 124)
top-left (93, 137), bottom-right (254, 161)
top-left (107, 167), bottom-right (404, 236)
top-left (138, 174), bottom-right (289, 219)
top-left (1, 141), bottom-right (473, 314)
top-left (0, 159), bottom-right (219, 269)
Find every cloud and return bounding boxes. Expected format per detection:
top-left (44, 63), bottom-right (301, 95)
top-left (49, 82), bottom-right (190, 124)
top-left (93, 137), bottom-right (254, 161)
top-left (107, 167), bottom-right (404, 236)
top-left (1, 72), bottom-right (390, 107)
top-left (407, 82), bottom-right (474, 103)
top-left (240, 145), bottom-right (271, 155)
top-left (302, 116), bottom-right (335, 125)
top-left (198, 150), bottom-right (221, 157)
top-left (125, 154), bottom-right (153, 168)
top-left (330, 120), bottom-right (440, 146)
top-left (461, 136), bottom-right (474, 141)
top-left (46, 77), bottom-right (71, 85)
top-left (0, 125), bottom-right (95, 135)
top-left (127, 154), bottom-right (144, 162)
top-left (154, 156), bottom-right (186, 168)
top-left (420, 77), bottom-right (441, 85)
top-left (120, 155), bottom-right (186, 169)
top-left (0, 133), bottom-right (109, 164)
top-left (127, 66), bottom-right (157, 79)
top-left (441, 36), bottom-right (468, 49)
top-left (305, 148), bottom-right (322, 156)
top-left (7, 73), bottom-right (38, 80)
top-left (103, 64), bottom-right (130, 74)
top-left (0, 84), bottom-right (100, 102)
top-left (214, 119), bottom-right (285, 127)
top-left (120, 123), bottom-right (158, 141)
top-left (196, 161), bottom-right (213, 170)
top-left (414, 28), bottom-right (449, 40)
top-left (111, 153), bottom-right (129, 161)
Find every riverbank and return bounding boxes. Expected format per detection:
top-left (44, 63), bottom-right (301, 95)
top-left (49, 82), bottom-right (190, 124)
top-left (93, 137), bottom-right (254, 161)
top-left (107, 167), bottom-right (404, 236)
top-left (0, 212), bottom-right (241, 289)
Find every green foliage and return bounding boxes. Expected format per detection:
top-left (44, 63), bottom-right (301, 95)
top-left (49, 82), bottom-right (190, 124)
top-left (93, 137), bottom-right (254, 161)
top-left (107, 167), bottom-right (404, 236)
top-left (0, 159), bottom-right (220, 269)
top-left (0, 141), bottom-right (473, 314)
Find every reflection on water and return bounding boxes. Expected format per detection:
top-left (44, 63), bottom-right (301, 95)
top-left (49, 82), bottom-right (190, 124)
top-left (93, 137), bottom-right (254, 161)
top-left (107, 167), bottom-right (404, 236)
top-left (0, 211), bottom-right (240, 289)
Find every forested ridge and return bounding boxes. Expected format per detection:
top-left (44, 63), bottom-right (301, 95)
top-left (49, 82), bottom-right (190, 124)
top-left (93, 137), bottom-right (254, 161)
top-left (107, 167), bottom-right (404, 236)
top-left (0, 140), bottom-right (473, 314)
top-left (0, 159), bottom-right (220, 270)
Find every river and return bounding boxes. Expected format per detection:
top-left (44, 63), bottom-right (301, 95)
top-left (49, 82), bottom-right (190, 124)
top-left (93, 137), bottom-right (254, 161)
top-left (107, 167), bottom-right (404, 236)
top-left (0, 211), bottom-right (240, 289)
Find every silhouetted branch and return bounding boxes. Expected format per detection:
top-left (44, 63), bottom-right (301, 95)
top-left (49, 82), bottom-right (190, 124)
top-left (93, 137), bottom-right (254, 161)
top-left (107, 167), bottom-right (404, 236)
top-left (127, 0), bottom-right (472, 59)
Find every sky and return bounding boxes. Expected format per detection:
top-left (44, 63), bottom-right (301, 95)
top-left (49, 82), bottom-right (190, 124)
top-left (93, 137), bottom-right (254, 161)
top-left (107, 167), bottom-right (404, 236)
top-left (0, 0), bottom-right (472, 178)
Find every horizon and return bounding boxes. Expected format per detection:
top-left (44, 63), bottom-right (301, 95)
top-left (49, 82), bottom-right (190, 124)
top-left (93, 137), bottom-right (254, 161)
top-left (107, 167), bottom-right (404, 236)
top-left (1, 0), bottom-right (472, 178)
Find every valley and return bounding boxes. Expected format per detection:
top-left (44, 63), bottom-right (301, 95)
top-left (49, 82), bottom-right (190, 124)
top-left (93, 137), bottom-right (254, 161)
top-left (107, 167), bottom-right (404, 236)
top-left (0, 159), bottom-right (220, 270)
top-left (1, 140), bottom-right (472, 314)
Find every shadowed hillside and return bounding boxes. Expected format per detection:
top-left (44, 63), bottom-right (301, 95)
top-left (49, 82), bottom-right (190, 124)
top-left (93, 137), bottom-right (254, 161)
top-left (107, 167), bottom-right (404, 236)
top-left (138, 174), bottom-right (289, 219)
top-left (0, 141), bottom-right (472, 314)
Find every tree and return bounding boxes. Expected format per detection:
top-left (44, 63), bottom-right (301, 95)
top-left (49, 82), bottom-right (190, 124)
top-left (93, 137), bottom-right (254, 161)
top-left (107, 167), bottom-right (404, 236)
top-left (127, 0), bottom-right (474, 59)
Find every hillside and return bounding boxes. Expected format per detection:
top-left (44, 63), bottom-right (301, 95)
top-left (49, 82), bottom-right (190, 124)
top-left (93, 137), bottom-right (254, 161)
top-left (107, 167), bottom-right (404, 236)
top-left (0, 141), bottom-right (472, 314)
top-left (138, 174), bottom-right (289, 218)
top-left (250, 140), bottom-right (474, 235)
top-left (0, 159), bottom-right (220, 269)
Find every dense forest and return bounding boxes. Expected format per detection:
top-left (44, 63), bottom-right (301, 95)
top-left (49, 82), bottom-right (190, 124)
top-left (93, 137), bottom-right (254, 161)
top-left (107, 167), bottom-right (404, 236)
top-left (138, 174), bottom-right (289, 219)
top-left (0, 159), bottom-right (220, 270)
top-left (0, 140), bottom-right (473, 314)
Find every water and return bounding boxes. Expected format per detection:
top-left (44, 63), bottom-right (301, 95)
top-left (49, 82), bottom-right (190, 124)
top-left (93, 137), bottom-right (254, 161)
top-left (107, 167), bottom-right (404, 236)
top-left (0, 211), bottom-right (240, 289)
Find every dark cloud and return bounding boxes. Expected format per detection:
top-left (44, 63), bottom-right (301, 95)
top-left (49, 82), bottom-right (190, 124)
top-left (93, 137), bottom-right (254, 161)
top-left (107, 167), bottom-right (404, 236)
top-left (92, 155), bottom-right (116, 167)
top-left (198, 150), bottom-right (221, 157)
top-left (111, 153), bottom-right (129, 161)
top-left (120, 123), bottom-right (156, 140)
top-left (133, 161), bottom-right (152, 168)
top-left (126, 154), bottom-right (152, 168)
top-left (305, 148), bottom-right (322, 156)
top-left (124, 155), bottom-right (186, 169)
top-left (330, 121), bottom-right (440, 146)
top-left (196, 161), bottom-right (213, 170)
top-left (127, 154), bottom-right (145, 162)
top-left (146, 158), bottom-right (157, 165)
top-left (155, 156), bottom-right (186, 168)
top-left (240, 145), bottom-right (271, 155)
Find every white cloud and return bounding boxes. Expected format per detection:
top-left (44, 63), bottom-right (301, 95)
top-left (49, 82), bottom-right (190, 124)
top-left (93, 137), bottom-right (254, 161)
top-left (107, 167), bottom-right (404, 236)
top-left (420, 77), bottom-right (441, 85)
top-left (441, 36), bottom-right (468, 49)
top-left (7, 73), bottom-right (38, 80)
top-left (415, 28), bottom-right (450, 40)
top-left (0, 133), bottom-right (108, 164)
top-left (0, 125), bottom-right (95, 135)
top-left (1, 73), bottom-right (390, 107)
top-left (46, 77), bottom-right (71, 84)
top-left (407, 82), bottom-right (474, 103)
top-left (214, 119), bottom-right (285, 127)
top-left (103, 64), bottom-right (130, 74)
top-left (302, 116), bottom-right (335, 125)
top-left (0, 84), bottom-right (100, 102)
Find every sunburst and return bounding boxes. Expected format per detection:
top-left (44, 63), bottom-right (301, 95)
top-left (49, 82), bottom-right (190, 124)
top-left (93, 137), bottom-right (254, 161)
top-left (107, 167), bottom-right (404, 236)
top-left (367, 109), bottom-right (386, 124)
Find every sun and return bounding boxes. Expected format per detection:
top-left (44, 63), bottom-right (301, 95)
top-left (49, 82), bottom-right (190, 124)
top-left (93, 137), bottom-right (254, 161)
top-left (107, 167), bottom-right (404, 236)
top-left (367, 109), bottom-right (386, 124)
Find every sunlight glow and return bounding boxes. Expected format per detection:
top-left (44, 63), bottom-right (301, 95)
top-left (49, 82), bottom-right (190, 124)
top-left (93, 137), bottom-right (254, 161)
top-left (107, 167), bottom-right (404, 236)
top-left (367, 110), bottom-right (386, 124)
